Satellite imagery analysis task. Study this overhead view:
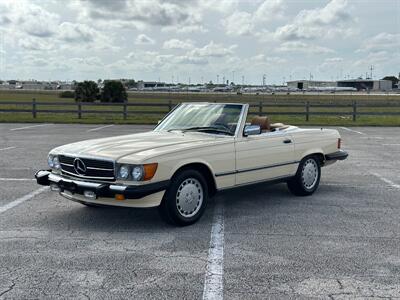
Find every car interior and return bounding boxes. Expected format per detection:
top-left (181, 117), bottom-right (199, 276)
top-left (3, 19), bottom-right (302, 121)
top-left (250, 116), bottom-right (290, 133)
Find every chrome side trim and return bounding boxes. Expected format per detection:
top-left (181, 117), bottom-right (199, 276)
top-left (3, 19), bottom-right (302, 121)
top-left (218, 175), bottom-right (293, 191)
top-left (215, 160), bottom-right (300, 177)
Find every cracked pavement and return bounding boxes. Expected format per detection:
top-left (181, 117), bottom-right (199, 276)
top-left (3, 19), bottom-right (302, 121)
top-left (1, 124), bottom-right (400, 299)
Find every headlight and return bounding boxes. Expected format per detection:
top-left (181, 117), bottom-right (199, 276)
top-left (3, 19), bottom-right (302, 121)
top-left (116, 163), bottom-right (158, 181)
top-left (53, 156), bottom-right (61, 170)
top-left (132, 166), bottom-right (144, 181)
top-left (118, 165), bottom-right (129, 179)
top-left (48, 155), bottom-right (54, 168)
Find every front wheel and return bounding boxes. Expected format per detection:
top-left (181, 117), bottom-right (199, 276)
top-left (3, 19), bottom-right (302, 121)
top-left (159, 169), bottom-right (208, 226)
top-left (287, 156), bottom-right (321, 196)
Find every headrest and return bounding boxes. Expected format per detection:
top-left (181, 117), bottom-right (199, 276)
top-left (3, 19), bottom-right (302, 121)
top-left (251, 116), bottom-right (270, 131)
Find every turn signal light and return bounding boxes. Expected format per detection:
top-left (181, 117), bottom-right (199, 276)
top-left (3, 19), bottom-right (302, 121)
top-left (143, 163), bottom-right (158, 181)
top-left (115, 194), bottom-right (125, 201)
top-left (337, 138), bottom-right (341, 149)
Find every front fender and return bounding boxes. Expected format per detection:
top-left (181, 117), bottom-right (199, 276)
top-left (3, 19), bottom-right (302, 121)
top-left (169, 158), bottom-right (215, 179)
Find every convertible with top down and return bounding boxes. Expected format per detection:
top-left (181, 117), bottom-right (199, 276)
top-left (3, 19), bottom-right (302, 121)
top-left (36, 102), bottom-right (348, 225)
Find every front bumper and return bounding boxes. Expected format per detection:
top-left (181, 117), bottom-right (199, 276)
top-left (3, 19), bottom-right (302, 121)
top-left (325, 150), bottom-right (349, 161)
top-left (35, 170), bottom-right (170, 200)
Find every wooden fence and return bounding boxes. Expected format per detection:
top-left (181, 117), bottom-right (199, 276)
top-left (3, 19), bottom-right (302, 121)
top-left (1, 99), bottom-right (400, 122)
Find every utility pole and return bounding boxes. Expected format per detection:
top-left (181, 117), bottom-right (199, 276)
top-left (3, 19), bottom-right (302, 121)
top-left (232, 71), bottom-right (235, 84)
top-left (217, 74), bottom-right (219, 84)
top-left (262, 74), bottom-right (266, 86)
top-left (242, 75), bottom-right (244, 85)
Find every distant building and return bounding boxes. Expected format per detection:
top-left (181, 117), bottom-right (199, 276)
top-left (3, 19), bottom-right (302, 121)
top-left (137, 81), bottom-right (166, 90)
top-left (287, 80), bottom-right (337, 90)
top-left (336, 79), bottom-right (392, 91)
top-left (287, 79), bottom-right (393, 91)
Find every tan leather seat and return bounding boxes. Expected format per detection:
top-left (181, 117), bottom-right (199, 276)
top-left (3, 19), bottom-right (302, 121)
top-left (270, 122), bottom-right (290, 131)
top-left (251, 116), bottom-right (270, 132)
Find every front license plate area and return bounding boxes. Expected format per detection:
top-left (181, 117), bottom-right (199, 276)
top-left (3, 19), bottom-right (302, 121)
top-left (58, 180), bottom-right (77, 193)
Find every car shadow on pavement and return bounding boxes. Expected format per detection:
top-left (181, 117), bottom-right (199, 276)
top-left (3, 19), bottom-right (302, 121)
top-left (42, 199), bottom-right (214, 232)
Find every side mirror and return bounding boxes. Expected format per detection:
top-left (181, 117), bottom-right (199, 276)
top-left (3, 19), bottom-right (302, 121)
top-left (244, 125), bottom-right (261, 136)
top-left (157, 120), bottom-right (161, 124)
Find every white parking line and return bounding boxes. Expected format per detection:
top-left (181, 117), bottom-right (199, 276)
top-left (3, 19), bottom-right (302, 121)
top-left (10, 124), bottom-right (51, 131)
top-left (371, 173), bottom-right (400, 189)
top-left (339, 127), bottom-right (365, 135)
top-left (0, 178), bottom-right (35, 181)
top-left (87, 124), bottom-right (114, 132)
top-left (360, 136), bottom-right (384, 140)
top-left (203, 202), bottom-right (224, 300)
top-left (0, 187), bottom-right (48, 214)
top-left (0, 146), bottom-right (16, 151)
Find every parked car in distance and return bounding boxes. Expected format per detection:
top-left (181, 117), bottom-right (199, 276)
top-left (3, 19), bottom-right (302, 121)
top-left (36, 102), bottom-right (348, 225)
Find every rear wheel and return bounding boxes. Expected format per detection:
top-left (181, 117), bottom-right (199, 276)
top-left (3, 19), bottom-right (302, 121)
top-left (159, 169), bottom-right (208, 226)
top-left (287, 156), bottom-right (321, 196)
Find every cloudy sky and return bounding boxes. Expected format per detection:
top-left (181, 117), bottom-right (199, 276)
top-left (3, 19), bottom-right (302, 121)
top-left (0, 0), bottom-right (399, 84)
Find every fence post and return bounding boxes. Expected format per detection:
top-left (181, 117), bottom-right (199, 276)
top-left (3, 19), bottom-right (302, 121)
top-left (259, 101), bottom-right (262, 114)
top-left (32, 98), bottom-right (37, 118)
top-left (352, 101), bottom-right (357, 122)
top-left (306, 101), bottom-right (310, 122)
top-left (123, 102), bottom-right (127, 120)
top-left (78, 102), bottom-right (82, 119)
top-left (168, 99), bottom-right (172, 111)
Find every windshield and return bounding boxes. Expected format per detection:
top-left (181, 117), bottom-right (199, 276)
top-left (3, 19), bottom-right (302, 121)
top-left (155, 103), bottom-right (243, 136)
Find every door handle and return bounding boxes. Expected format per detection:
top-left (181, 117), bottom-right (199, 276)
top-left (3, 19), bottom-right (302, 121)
top-left (283, 139), bottom-right (292, 144)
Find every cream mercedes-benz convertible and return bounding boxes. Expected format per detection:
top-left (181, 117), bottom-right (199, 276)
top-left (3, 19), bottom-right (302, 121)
top-left (36, 102), bottom-right (348, 225)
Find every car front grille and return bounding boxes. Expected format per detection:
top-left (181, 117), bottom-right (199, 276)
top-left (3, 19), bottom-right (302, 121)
top-left (58, 155), bottom-right (115, 181)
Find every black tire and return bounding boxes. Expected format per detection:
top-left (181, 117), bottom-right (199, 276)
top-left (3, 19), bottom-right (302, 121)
top-left (159, 169), bottom-right (208, 226)
top-left (287, 156), bottom-right (321, 196)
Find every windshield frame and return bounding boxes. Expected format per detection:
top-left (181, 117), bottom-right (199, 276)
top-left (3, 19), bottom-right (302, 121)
top-left (154, 102), bottom-right (247, 137)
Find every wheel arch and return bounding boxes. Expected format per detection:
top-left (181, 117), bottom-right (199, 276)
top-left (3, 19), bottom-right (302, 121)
top-left (300, 149), bottom-right (325, 165)
top-left (170, 161), bottom-right (217, 197)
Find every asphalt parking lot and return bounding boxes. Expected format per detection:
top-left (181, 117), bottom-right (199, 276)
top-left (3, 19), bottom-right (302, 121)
top-left (1, 123), bottom-right (399, 299)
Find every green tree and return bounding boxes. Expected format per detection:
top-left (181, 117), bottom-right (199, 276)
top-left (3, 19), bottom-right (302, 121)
top-left (126, 79), bottom-right (137, 89)
top-left (74, 81), bottom-right (99, 102)
top-left (101, 81), bottom-right (127, 103)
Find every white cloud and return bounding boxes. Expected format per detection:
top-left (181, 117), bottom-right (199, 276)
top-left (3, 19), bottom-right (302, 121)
top-left (72, 0), bottom-right (199, 27)
top-left (254, 0), bottom-right (285, 21)
top-left (358, 32), bottom-right (400, 52)
top-left (59, 22), bottom-right (97, 43)
top-left (19, 37), bottom-right (54, 51)
top-left (222, 0), bottom-right (285, 37)
top-left (324, 57), bottom-right (343, 63)
top-left (277, 41), bottom-right (334, 54)
top-left (163, 39), bottom-right (194, 50)
top-left (222, 11), bottom-right (253, 36)
top-left (0, 1), bottom-right (59, 38)
top-left (135, 34), bottom-right (155, 45)
top-left (188, 41), bottom-right (237, 57)
top-left (199, 0), bottom-right (238, 13)
top-left (275, 0), bottom-right (352, 41)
